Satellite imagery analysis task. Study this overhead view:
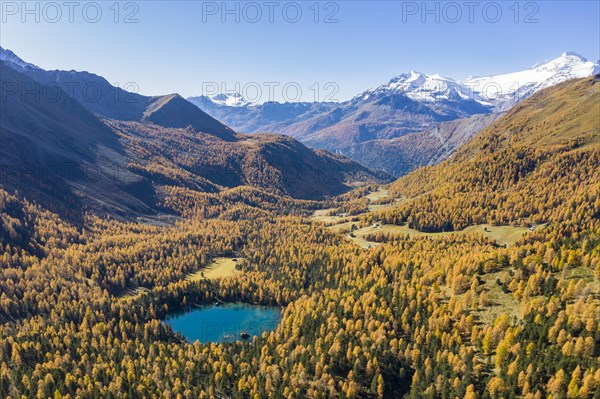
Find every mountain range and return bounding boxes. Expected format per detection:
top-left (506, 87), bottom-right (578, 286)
top-left (189, 52), bottom-right (599, 176)
top-left (2, 40), bottom-right (599, 399)
top-left (1, 46), bottom-right (597, 221)
top-left (0, 47), bottom-right (389, 219)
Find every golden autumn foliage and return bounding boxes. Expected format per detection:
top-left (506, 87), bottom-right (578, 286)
top-left (0, 76), bottom-right (599, 398)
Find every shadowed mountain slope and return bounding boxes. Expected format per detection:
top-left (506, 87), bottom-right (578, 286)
top-left (1, 56), bottom-right (390, 219)
top-left (0, 62), bottom-right (157, 219)
top-left (1, 47), bottom-right (235, 141)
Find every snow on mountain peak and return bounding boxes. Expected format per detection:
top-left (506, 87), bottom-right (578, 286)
top-left (0, 47), bottom-right (39, 70)
top-left (560, 51), bottom-right (587, 61)
top-left (210, 92), bottom-right (251, 107)
top-left (372, 70), bottom-right (473, 104)
top-left (463, 52), bottom-right (599, 108)
top-left (357, 52), bottom-right (597, 111)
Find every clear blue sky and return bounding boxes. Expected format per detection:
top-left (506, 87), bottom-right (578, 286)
top-left (1, 1), bottom-right (598, 102)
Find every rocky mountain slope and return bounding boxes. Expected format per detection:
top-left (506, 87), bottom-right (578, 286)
top-left (1, 47), bottom-right (236, 140)
top-left (340, 113), bottom-right (501, 176)
top-left (0, 50), bottom-right (390, 219)
top-left (190, 53), bottom-right (599, 176)
top-left (0, 62), bottom-right (156, 218)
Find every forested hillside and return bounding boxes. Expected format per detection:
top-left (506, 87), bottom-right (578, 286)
top-left (370, 75), bottom-right (600, 232)
top-left (0, 58), bottom-right (389, 219)
top-left (0, 73), bottom-right (598, 399)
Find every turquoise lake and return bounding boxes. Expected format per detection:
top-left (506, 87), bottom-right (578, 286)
top-left (165, 303), bottom-right (282, 343)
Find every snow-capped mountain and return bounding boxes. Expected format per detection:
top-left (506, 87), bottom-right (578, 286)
top-left (0, 46), bottom-right (40, 70)
top-left (189, 92), bottom-right (255, 108)
top-left (360, 52), bottom-right (599, 111)
top-left (210, 92), bottom-right (252, 107)
top-left (362, 71), bottom-right (483, 104)
top-left (351, 70), bottom-right (490, 122)
top-left (193, 52), bottom-right (598, 136)
top-left (189, 51), bottom-right (598, 177)
top-left (463, 52), bottom-right (599, 109)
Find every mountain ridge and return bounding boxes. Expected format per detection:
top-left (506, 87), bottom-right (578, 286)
top-left (375, 74), bottom-right (600, 232)
top-left (0, 50), bottom-right (390, 219)
top-left (0, 47), bottom-right (236, 140)
top-left (189, 52), bottom-right (599, 176)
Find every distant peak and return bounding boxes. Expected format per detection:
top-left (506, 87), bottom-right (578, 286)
top-left (0, 46), bottom-right (15, 59)
top-left (166, 93), bottom-right (185, 102)
top-left (210, 92), bottom-right (250, 106)
top-left (430, 73), bottom-right (455, 81)
top-left (212, 92), bottom-right (244, 99)
top-left (528, 52), bottom-right (591, 70)
top-left (561, 51), bottom-right (587, 61)
top-left (212, 93), bottom-right (230, 101)
top-left (0, 46), bottom-right (40, 70)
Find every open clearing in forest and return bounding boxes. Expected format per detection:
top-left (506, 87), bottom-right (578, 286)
top-left (310, 208), bottom-right (354, 224)
top-left (463, 225), bottom-right (533, 247)
top-left (118, 286), bottom-right (150, 300)
top-left (329, 222), bottom-right (537, 249)
top-left (365, 188), bottom-right (389, 201)
top-left (118, 258), bottom-right (240, 300)
top-left (439, 270), bottom-right (526, 325)
top-left (310, 188), bottom-right (400, 223)
top-left (563, 265), bottom-right (600, 304)
top-left (187, 257), bottom-right (241, 281)
top-left (334, 223), bottom-right (455, 249)
top-left (474, 271), bottom-right (524, 325)
top-left (314, 187), bottom-right (537, 249)
top-left (365, 189), bottom-right (406, 211)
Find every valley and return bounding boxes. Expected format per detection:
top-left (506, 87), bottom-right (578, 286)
top-left (0, 46), bottom-right (599, 399)
top-left (331, 222), bottom-right (534, 249)
top-left (311, 188), bottom-right (537, 249)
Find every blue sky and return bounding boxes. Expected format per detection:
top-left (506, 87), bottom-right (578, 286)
top-left (1, 1), bottom-right (598, 102)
